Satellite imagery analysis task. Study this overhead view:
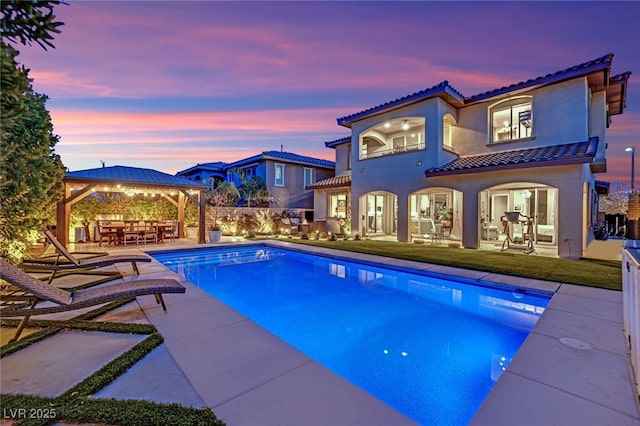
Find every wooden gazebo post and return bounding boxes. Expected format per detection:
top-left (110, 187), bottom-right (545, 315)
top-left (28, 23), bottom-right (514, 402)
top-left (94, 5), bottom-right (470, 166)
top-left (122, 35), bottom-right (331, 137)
top-left (56, 183), bottom-right (71, 247)
top-left (178, 192), bottom-right (186, 238)
top-left (198, 189), bottom-right (206, 244)
top-left (56, 182), bottom-right (98, 247)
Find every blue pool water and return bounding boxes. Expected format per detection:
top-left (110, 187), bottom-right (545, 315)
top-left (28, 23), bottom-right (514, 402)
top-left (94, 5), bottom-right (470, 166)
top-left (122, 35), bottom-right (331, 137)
top-left (152, 245), bottom-right (550, 425)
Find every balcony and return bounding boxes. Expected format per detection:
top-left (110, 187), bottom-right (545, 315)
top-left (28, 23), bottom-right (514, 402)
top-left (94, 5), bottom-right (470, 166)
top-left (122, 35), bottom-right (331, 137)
top-left (361, 142), bottom-right (425, 160)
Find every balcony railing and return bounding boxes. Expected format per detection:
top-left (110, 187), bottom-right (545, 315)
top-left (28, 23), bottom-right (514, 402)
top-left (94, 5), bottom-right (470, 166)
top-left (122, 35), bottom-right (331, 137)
top-left (361, 142), bottom-right (425, 160)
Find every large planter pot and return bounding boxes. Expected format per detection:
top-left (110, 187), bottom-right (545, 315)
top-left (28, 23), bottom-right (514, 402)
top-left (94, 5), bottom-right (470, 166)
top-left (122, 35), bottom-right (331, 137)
top-left (186, 227), bottom-right (198, 239)
top-left (208, 230), bottom-right (222, 243)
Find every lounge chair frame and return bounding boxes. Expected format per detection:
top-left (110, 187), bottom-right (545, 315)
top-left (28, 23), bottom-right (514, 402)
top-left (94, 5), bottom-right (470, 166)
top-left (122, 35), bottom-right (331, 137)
top-left (21, 229), bottom-right (151, 283)
top-left (1, 258), bottom-right (185, 342)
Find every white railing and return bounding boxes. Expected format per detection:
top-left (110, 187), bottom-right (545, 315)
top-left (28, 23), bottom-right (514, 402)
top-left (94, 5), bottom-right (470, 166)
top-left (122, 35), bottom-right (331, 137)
top-left (361, 142), bottom-right (425, 160)
top-left (622, 242), bottom-right (640, 396)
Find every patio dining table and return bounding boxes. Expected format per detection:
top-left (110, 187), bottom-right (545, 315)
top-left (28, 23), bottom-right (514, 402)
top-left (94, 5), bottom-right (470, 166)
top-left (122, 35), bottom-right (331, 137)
top-left (101, 223), bottom-right (126, 245)
top-left (102, 221), bottom-right (176, 245)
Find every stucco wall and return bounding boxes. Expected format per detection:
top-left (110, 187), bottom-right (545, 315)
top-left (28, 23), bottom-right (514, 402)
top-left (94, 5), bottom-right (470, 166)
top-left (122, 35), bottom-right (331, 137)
top-left (265, 160), bottom-right (334, 209)
top-left (456, 77), bottom-right (590, 156)
top-left (589, 90), bottom-right (607, 162)
top-left (334, 143), bottom-right (351, 175)
top-left (312, 189), bottom-right (329, 221)
top-left (424, 163), bottom-right (594, 258)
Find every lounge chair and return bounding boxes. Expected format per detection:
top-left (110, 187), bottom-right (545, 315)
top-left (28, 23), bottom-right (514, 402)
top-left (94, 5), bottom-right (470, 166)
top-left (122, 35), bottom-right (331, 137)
top-left (0, 258), bottom-right (185, 342)
top-left (20, 229), bottom-right (151, 283)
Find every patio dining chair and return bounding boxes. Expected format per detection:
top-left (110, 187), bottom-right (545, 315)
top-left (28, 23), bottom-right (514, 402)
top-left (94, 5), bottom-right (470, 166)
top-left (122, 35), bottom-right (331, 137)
top-left (20, 229), bottom-right (151, 283)
top-left (159, 220), bottom-right (177, 243)
top-left (140, 220), bottom-right (158, 244)
top-left (97, 220), bottom-right (118, 246)
top-left (0, 258), bottom-right (185, 342)
top-left (123, 220), bottom-right (142, 246)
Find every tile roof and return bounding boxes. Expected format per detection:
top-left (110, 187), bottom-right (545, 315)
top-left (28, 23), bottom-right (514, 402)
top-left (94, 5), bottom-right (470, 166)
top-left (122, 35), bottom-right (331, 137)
top-left (337, 54), bottom-right (618, 127)
top-left (175, 162), bottom-right (227, 175)
top-left (467, 54), bottom-right (613, 102)
top-left (425, 138), bottom-right (599, 177)
top-left (225, 150), bottom-right (335, 169)
top-left (337, 81), bottom-right (465, 127)
top-left (65, 165), bottom-right (208, 189)
top-left (324, 136), bottom-right (352, 148)
top-left (306, 174), bottom-right (351, 190)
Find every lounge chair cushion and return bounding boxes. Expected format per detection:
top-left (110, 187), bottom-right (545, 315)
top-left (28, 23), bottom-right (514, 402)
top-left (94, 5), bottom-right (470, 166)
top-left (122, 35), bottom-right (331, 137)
top-left (70, 279), bottom-right (183, 305)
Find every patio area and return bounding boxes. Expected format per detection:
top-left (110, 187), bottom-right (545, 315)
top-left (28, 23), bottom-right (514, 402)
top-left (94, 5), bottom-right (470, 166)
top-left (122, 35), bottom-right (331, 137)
top-left (1, 239), bottom-right (639, 425)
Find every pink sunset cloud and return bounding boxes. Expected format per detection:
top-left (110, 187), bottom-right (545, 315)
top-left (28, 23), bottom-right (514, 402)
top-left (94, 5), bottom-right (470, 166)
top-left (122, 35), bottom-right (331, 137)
top-left (19, 1), bottom-right (557, 100)
top-left (50, 106), bottom-right (346, 173)
top-left (51, 107), bottom-right (350, 138)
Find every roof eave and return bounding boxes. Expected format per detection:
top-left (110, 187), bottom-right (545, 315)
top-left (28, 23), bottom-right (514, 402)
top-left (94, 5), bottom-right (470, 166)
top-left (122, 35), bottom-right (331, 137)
top-left (337, 83), bottom-right (462, 127)
top-left (606, 71), bottom-right (631, 118)
top-left (324, 137), bottom-right (351, 148)
top-left (306, 182), bottom-right (351, 190)
top-left (261, 155), bottom-right (335, 169)
top-left (224, 154), bottom-right (265, 169)
top-left (63, 176), bottom-right (207, 190)
top-left (468, 56), bottom-right (613, 104)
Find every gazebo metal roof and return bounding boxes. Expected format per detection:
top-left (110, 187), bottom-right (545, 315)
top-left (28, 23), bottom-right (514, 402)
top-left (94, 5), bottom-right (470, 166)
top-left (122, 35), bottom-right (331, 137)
top-left (65, 165), bottom-right (208, 191)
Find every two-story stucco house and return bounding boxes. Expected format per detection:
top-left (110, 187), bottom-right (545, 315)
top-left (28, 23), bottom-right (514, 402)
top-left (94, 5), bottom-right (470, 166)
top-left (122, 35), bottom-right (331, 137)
top-left (308, 54), bottom-right (630, 258)
top-left (177, 150), bottom-right (335, 210)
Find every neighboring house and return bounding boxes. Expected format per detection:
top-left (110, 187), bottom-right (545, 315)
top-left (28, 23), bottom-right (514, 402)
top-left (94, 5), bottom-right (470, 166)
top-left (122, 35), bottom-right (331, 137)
top-left (177, 150), bottom-right (335, 210)
top-left (308, 54), bottom-right (630, 258)
top-left (306, 136), bottom-right (353, 223)
top-left (174, 162), bottom-right (227, 188)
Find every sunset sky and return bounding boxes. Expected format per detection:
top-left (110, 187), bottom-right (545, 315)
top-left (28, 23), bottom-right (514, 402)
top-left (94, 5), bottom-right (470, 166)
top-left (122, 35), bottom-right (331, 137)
top-left (14, 1), bottom-right (639, 186)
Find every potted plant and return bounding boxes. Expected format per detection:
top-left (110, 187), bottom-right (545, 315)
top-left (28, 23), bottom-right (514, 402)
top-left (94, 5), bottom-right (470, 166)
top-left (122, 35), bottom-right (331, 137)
top-left (437, 207), bottom-right (453, 229)
top-left (208, 223), bottom-right (223, 243)
top-left (185, 220), bottom-right (198, 239)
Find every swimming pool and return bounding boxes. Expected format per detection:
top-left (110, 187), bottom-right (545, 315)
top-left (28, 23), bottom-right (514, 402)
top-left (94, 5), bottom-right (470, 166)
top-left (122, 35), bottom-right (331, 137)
top-left (152, 244), bottom-right (550, 425)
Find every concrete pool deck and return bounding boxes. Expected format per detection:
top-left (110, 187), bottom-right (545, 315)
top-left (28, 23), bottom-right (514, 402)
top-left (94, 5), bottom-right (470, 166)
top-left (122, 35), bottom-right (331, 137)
top-left (2, 239), bottom-right (639, 425)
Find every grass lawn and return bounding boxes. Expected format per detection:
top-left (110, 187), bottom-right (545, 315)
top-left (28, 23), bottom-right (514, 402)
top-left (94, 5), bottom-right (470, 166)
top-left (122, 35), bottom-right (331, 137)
top-left (287, 239), bottom-right (621, 290)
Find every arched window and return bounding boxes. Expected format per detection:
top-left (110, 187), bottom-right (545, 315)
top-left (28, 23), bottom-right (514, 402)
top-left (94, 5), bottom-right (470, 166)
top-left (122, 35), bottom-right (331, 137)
top-left (490, 96), bottom-right (532, 143)
top-left (443, 114), bottom-right (457, 150)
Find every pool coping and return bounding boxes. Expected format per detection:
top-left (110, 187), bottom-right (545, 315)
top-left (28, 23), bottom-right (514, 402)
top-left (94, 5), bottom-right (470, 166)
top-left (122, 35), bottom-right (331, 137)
top-left (137, 240), bottom-right (640, 425)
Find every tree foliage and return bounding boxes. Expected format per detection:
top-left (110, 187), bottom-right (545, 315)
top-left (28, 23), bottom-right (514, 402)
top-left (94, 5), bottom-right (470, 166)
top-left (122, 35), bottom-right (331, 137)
top-left (0, 90), bottom-right (65, 259)
top-left (208, 181), bottom-right (240, 207)
top-left (1, 1), bottom-right (65, 124)
top-left (1, 1), bottom-right (65, 50)
top-left (0, 0), bottom-right (67, 260)
top-left (600, 181), bottom-right (630, 215)
top-left (241, 176), bottom-right (270, 207)
top-left (71, 194), bottom-right (179, 227)
top-left (229, 168), bottom-right (272, 207)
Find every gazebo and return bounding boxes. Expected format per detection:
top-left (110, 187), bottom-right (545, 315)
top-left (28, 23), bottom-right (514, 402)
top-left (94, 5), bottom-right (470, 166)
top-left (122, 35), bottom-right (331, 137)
top-left (56, 165), bottom-right (209, 247)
